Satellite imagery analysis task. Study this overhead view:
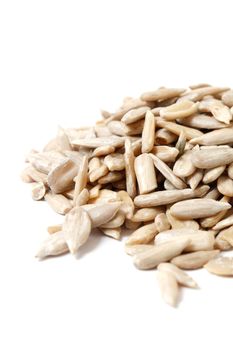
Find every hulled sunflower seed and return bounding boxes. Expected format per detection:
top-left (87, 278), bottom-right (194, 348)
top-left (204, 257), bottom-right (233, 276)
top-left (134, 154), bottom-right (157, 194)
top-left (157, 262), bottom-right (198, 288)
top-left (36, 231), bottom-right (68, 259)
top-left (171, 250), bottom-right (220, 270)
top-left (156, 270), bottom-right (179, 307)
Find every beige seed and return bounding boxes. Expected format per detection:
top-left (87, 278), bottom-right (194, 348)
top-left (156, 118), bottom-right (203, 140)
top-left (133, 237), bottom-right (190, 270)
top-left (171, 250), bottom-right (220, 270)
top-left (73, 156), bottom-right (88, 205)
top-left (141, 87), bottom-right (185, 102)
top-left (202, 165), bottom-right (226, 184)
top-left (175, 131), bottom-right (186, 155)
top-left (125, 244), bottom-right (154, 256)
top-left (88, 157), bottom-right (101, 173)
top-left (82, 202), bottom-right (121, 228)
top-left (191, 148), bottom-right (233, 169)
top-left (204, 256), bottom-right (233, 276)
top-left (173, 149), bottom-right (196, 178)
top-left (134, 185), bottom-right (209, 208)
top-left (151, 146), bottom-right (179, 162)
top-left (126, 222), bottom-right (158, 246)
top-left (178, 113), bottom-right (228, 129)
top-left (217, 175), bottom-right (233, 197)
top-left (28, 151), bottom-right (66, 174)
top-left (141, 110), bottom-right (156, 153)
top-left (89, 164), bottom-right (109, 182)
top-left (222, 90), bottom-right (233, 107)
top-left (124, 138), bottom-right (137, 198)
top-left (63, 207), bottom-right (92, 255)
top-left (21, 166), bottom-right (48, 184)
top-left (199, 196), bottom-right (230, 228)
top-left (117, 190), bottom-right (135, 219)
top-left (47, 224), bottom-right (62, 234)
top-left (88, 189), bottom-right (119, 204)
top-left (166, 209), bottom-right (200, 230)
top-left (72, 136), bottom-right (125, 149)
top-left (100, 227), bottom-right (121, 240)
top-left (92, 145), bottom-right (115, 157)
top-left (89, 184), bottom-right (101, 199)
top-left (36, 231), bottom-right (68, 259)
top-left (170, 198), bottom-right (231, 219)
top-left (158, 263), bottom-right (198, 288)
top-left (100, 211), bottom-right (125, 229)
top-left (204, 187), bottom-right (220, 200)
top-left (45, 192), bottom-right (73, 215)
top-left (186, 169), bottom-right (203, 190)
top-left (220, 225), bottom-right (233, 247)
top-left (104, 153), bottom-right (125, 171)
top-left (134, 154), bottom-right (157, 194)
top-left (31, 182), bottom-right (46, 201)
top-left (164, 179), bottom-right (176, 190)
top-left (160, 100), bottom-right (198, 120)
top-left (154, 213), bottom-right (170, 232)
top-left (228, 163), bottom-right (233, 179)
top-left (179, 86), bottom-right (229, 102)
top-left (124, 219), bottom-right (141, 230)
top-left (149, 154), bottom-right (186, 190)
top-left (213, 213), bottom-right (233, 231)
top-left (48, 159), bottom-right (78, 194)
top-left (215, 230), bottom-right (232, 251)
top-left (98, 171), bottom-right (125, 184)
top-left (154, 229), bottom-right (215, 252)
top-left (157, 270), bottom-right (179, 307)
top-left (74, 188), bottom-right (89, 206)
top-left (190, 128), bottom-right (233, 146)
top-left (131, 207), bottom-right (164, 222)
top-left (121, 106), bottom-right (150, 124)
top-left (154, 128), bottom-right (178, 145)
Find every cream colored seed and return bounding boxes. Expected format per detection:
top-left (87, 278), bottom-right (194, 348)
top-left (186, 169), bottom-right (203, 190)
top-left (154, 213), bottom-right (170, 232)
top-left (191, 128), bottom-right (233, 146)
top-left (88, 189), bottom-right (119, 204)
top-left (73, 155), bottom-right (88, 206)
top-left (220, 225), bottom-right (233, 247)
top-left (213, 213), bottom-right (233, 231)
top-left (149, 154), bottom-right (186, 190)
top-left (133, 237), bottom-right (190, 270)
top-left (170, 198), bottom-right (231, 219)
top-left (89, 164), bottom-right (109, 183)
top-left (117, 190), bottom-right (134, 219)
top-left (74, 188), bottom-right (89, 206)
top-left (228, 163), bottom-right (233, 179)
top-left (82, 202), bottom-right (121, 228)
top-left (191, 148), bottom-right (233, 169)
top-left (154, 229), bottom-right (215, 252)
top-left (100, 227), bottom-right (121, 240)
top-left (204, 188), bottom-right (220, 200)
top-left (217, 175), bottom-right (233, 197)
top-left (160, 100), bottom-right (198, 120)
top-left (166, 209), bottom-right (200, 230)
top-left (214, 230), bottom-right (232, 251)
top-left (156, 118), bottom-right (203, 140)
top-left (126, 222), bottom-right (158, 246)
top-left (125, 244), bottom-right (154, 256)
top-left (151, 146), bottom-right (179, 162)
top-left (98, 171), bottom-right (125, 185)
top-left (175, 131), bottom-right (186, 155)
top-left (158, 263), bottom-right (198, 288)
top-left (157, 270), bottom-right (179, 307)
top-left (173, 149), bottom-right (196, 178)
top-left (204, 257), bottom-right (233, 276)
top-left (179, 86), bottom-right (229, 102)
top-left (45, 192), bottom-right (73, 215)
top-left (71, 136), bottom-right (125, 149)
top-left (31, 182), bottom-right (46, 201)
top-left (124, 219), bottom-right (141, 230)
top-left (131, 207), bottom-right (164, 222)
top-left (63, 207), bottom-right (92, 255)
top-left (141, 110), bottom-right (156, 153)
top-left (199, 196), bottom-right (230, 228)
top-left (222, 90), bottom-right (233, 107)
top-left (89, 184), bottom-right (101, 199)
top-left (154, 128), bottom-right (178, 145)
top-left (124, 138), bottom-right (137, 198)
top-left (178, 113), bottom-right (228, 130)
top-left (36, 231), bottom-right (68, 259)
top-left (134, 154), bottom-right (157, 194)
top-left (88, 157), bottom-right (101, 173)
top-left (171, 250), bottom-right (220, 270)
top-left (121, 106), bottom-right (150, 124)
top-left (92, 145), bottom-right (115, 157)
top-left (104, 153), bottom-right (125, 171)
top-left (164, 179), bottom-right (176, 190)
top-left (47, 224), bottom-right (62, 234)
top-left (141, 88), bottom-right (185, 102)
top-left (134, 185), bottom-right (209, 208)
top-left (48, 159), bottom-right (78, 193)
top-left (100, 211), bottom-right (125, 229)
top-left (202, 165), bottom-right (226, 184)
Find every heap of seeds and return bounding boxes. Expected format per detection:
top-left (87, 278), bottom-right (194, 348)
top-left (21, 84), bottom-right (233, 307)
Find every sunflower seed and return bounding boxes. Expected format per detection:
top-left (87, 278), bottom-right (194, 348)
top-left (126, 222), bottom-right (158, 246)
top-left (156, 270), bottom-right (179, 307)
top-left (204, 256), bottom-right (233, 276)
top-left (31, 182), bottom-right (46, 201)
top-left (36, 231), bottom-right (68, 259)
top-left (171, 250), bottom-right (220, 269)
top-left (141, 110), bottom-right (156, 153)
top-left (134, 154), bottom-right (157, 194)
top-left (45, 192), bottom-right (73, 215)
top-left (158, 263), bottom-right (198, 288)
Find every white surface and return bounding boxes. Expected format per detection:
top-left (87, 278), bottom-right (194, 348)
top-left (0, 1), bottom-right (233, 349)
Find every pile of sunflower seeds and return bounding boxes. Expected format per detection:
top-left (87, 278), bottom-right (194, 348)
top-left (21, 84), bottom-right (233, 307)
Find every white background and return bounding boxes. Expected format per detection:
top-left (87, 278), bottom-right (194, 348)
top-left (0, 1), bottom-right (233, 349)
